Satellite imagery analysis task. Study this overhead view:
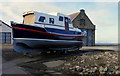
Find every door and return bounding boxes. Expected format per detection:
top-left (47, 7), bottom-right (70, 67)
top-left (81, 29), bottom-right (87, 46)
top-left (87, 30), bottom-right (92, 46)
top-left (0, 33), bottom-right (2, 43)
top-left (64, 17), bottom-right (69, 31)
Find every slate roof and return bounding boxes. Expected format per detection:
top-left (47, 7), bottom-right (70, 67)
top-left (0, 20), bottom-right (11, 28)
top-left (68, 12), bottom-right (80, 21)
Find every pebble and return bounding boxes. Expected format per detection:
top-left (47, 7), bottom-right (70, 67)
top-left (85, 68), bottom-right (89, 71)
top-left (115, 70), bottom-right (120, 74)
top-left (75, 66), bottom-right (80, 71)
top-left (64, 63), bottom-right (70, 66)
top-left (79, 72), bottom-right (83, 74)
top-left (69, 68), bottom-right (73, 70)
top-left (81, 60), bottom-right (85, 63)
top-left (75, 66), bottom-right (80, 68)
top-left (96, 56), bottom-right (99, 60)
top-left (91, 67), bottom-right (97, 73)
top-left (115, 66), bottom-right (119, 70)
top-left (99, 66), bottom-right (104, 72)
top-left (104, 67), bottom-right (108, 72)
top-left (84, 72), bottom-right (88, 74)
top-left (112, 56), bottom-right (116, 59)
top-left (104, 51), bottom-right (110, 54)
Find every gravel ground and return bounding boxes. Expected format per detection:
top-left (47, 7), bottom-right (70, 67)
top-left (2, 45), bottom-right (120, 76)
top-left (54, 51), bottom-right (120, 75)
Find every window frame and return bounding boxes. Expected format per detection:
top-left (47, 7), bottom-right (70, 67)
top-left (68, 18), bottom-right (72, 24)
top-left (59, 16), bottom-right (63, 21)
top-left (38, 16), bottom-right (46, 22)
top-left (49, 18), bottom-right (54, 24)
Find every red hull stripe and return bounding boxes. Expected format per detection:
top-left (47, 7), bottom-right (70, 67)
top-left (12, 27), bottom-right (87, 37)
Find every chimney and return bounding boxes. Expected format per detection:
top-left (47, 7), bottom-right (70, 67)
top-left (80, 9), bottom-right (85, 13)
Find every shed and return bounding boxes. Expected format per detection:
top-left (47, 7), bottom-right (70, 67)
top-left (0, 20), bottom-right (12, 44)
top-left (69, 9), bottom-right (96, 46)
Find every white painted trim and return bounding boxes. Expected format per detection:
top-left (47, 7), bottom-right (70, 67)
top-left (13, 38), bottom-right (80, 42)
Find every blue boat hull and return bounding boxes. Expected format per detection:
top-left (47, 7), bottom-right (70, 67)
top-left (11, 22), bottom-right (84, 53)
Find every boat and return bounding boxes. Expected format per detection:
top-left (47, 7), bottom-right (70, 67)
top-left (11, 11), bottom-right (86, 53)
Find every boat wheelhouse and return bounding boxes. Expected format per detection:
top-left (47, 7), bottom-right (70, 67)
top-left (11, 11), bottom-right (86, 53)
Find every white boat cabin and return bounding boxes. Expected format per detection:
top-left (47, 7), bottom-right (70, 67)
top-left (23, 11), bottom-right (73, 31)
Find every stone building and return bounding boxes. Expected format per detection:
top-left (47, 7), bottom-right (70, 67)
top-left (69, 9), bottom-right (95, 46)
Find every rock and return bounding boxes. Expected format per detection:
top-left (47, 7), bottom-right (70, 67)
top-left (79, 72), bottom-right (83, 74)
top-left (75, 66), bottom-right (80, 71)
top-left (106, 61), bottom-right (110, 64)
top-left (85, 68), bottom-right (89, 71)
top-left (99, 66), bottom-right (108, 74)
top-left (75, 66), bottom-right (80, 68)
top-left (108, 72), bottom-right (112, 74)
top-left (112, 56), bottom-right (116, 59)
top-left (99, 66), bottom-right (105, 74)
top-left (100, 71), bottom-right (105, 74)
top-left (115, 66), bottom-right (119, 70)
top-left (81, 60), bottom-right (85, 63)
top-left (64, 63), bottom-right (70, 66)
top-left (91, 67), bottom-right (98, 73)
top-left (78, 68), bottom-right (83, 72)
top-left (104, 51), bottom-right (110, 55)
top-left (96, 56), bottom-right (99, 60)
top-left (104, 67), bottom-right (108, 72)
top-left (69, 68), bottom-right (73, 70)
top-left (95, 63), bottom-right (98, 66)
top-left (84, 72), bottom-right (88, 74)
top-left (115, 70), bottom-right (120, 74)
top-left (94, 67), bottom-right (97, 69)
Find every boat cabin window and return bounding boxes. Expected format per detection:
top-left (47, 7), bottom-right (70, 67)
top-left (23, 14), bottom-right (35, 25)
top-left (59, 16), bottom-right (63, 21)
top-left (68, 18), bottom-right (72, 24)
top-left (39, 16), bottom-right (46, 22)
top-left (49, 18), bottom-right (54, 24)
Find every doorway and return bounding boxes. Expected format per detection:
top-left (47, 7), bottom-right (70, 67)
top-left (64, 17), bottom-right (69, 31)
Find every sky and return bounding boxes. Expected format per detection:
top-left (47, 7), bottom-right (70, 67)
top-left (0, 0), bottom-right (119, 43)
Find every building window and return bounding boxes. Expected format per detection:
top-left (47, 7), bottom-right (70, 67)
top-left (59, 16), bottom-right (63, 21)
top-left (39, 16), bottom-right (45, 22)
top-left (49, 18), bottom-right (54, 24)
top-left (0, 32), bottom-right (11, 44)
top-left (80, 19), bottom-right (85, 25)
